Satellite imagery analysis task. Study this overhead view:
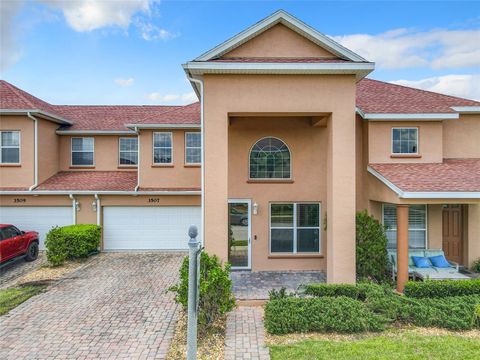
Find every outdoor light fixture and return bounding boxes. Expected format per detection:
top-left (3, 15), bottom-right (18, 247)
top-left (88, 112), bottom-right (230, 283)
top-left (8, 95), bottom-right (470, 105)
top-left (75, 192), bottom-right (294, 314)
top-left (75, 201), bottom-right (81, 212)
top-left (91, 201), bottom-right (97, 212)
top-left (253, 202), bottom-right (258, 215)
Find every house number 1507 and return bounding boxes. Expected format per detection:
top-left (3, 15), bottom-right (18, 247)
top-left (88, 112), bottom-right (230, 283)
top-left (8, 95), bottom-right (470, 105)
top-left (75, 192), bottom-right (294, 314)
top-left (148, 198), bottom-right (160, 203)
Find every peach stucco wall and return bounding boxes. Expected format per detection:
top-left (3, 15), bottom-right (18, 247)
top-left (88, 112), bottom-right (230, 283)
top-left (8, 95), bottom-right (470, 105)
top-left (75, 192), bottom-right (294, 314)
top-left (139, 129), bottom-right (201, 189)
top-left (228, 116), bottom-right (327, 271)
top-left (222, 24), bottom-right (335, 59)
top-left (443, 114), bottom-right (480, 159)
top-left (368, 121), bottom-right (443, 164)
top-left (0, 115), bottom-right (34, 188)
top-left (203, 74), bottom-right (357, 282)
top-left (38, 120), bottom-right (60, 183)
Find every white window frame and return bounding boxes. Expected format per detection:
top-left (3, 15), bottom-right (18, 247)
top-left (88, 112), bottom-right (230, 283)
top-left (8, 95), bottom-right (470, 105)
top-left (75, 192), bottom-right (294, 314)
top-left (381, 204), bottom-right (428, 249)
top-left (269, 202), bottom-right (321, 254)
top-left (71, 137), bottom-right (95, 166)
top-left (185, 132), bottom-right (201, 165)
top-left (248, 136), bottom-right (292, 180)
top-left (118, 137), bottom-right (138, 166)
top-left (391, 127), bottom-right (419, 155)
top-left (0, 130), bottom-right (21, 164)
top-left (152, 132), bottom-right (173, 165)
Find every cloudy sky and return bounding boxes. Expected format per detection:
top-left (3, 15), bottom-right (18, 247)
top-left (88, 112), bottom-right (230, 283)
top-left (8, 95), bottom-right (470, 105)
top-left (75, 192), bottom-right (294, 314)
top-left (1, 0), bottom-right (479, 104)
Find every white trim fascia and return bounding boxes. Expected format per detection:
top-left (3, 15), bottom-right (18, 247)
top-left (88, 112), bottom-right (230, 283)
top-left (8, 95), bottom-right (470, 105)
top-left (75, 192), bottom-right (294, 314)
top-left (451, 106), bottom-right (480, 114)
top-left (0, 109), bottom-right (72, 125)
top-left (194, 10), bottom-right (367, 62)
top-left (367, 166), bottom-right (480, 199)
top-left (355, 107), bottom-right (366, 118)
top-left (182, 62), bottom-right (375, 79)
top-left (363, 113), bottom-right (459, 121)
top-left (125, 123), bottom-right (200, 130)
top-left (57, 130), bottom-right (136, 135)
top-left (0, 190), bottom-right (201, 196)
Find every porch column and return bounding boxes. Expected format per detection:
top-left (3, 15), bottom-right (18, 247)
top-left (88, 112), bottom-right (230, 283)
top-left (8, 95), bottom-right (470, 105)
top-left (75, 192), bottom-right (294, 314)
top-left (396, 204), bottom-right (409, 293)
top-left (468, 204), bottom-right (480, 267)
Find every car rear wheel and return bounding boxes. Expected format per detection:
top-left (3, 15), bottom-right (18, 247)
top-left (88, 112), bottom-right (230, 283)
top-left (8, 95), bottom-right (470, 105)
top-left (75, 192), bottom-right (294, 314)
top-left (25, 242), bottom-right (39, 262)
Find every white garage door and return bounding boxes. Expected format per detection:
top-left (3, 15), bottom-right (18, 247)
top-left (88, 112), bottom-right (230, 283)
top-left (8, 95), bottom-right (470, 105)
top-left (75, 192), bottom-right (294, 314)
top-left (0, 206), bottom-right (73, 249)
top-left (103, 206), bottom-right (201, 250)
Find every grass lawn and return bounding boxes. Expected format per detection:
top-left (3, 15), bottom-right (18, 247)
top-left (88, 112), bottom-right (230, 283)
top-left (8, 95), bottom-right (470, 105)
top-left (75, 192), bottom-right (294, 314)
top-left (269, 332), bottom-right (480, 360)
top-left (0, 285), bottom-right (46, 315)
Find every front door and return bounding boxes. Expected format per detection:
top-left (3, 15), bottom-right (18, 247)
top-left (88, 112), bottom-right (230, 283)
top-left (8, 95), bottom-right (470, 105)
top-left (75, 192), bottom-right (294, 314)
top-left (442, 205), bottom-right (463, 264)
top-left (228, 200), bottom-right (251, 269)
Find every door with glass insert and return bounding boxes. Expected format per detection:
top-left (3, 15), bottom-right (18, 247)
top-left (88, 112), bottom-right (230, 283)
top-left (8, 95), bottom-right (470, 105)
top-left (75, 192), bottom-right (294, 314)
top-left (228, 200), bottom-right (251, 269)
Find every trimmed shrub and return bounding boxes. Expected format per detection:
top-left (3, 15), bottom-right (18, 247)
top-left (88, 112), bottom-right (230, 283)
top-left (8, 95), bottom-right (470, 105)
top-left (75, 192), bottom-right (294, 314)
top-left (356, 210), bottom-right (389, 282)
top-left (169, 252), bottom-right (235, 333)
top-left (303, 282), bottom-right (387, 301)
top-left (45, 224), bottom-right (100, 266)
top-left (404, 279), bottom-right (480, 298)
top-left (264, 296), bottom-right (386, 335)
top-left (471, 258), bottom-right (480, 273)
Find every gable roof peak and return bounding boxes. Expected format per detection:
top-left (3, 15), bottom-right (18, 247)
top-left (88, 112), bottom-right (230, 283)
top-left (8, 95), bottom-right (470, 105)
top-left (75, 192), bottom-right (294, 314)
top-left (193, 9), bottom-right (368, 63)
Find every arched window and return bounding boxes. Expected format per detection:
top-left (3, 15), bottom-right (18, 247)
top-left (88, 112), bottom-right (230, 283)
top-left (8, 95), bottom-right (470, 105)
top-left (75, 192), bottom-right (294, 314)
top-left (249, 137), bottom-right (291, 179)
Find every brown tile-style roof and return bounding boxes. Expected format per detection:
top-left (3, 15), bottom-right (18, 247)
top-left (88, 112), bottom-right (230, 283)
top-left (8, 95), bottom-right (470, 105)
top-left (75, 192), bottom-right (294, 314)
top-left (138, 102), bottom-right (201, 125)
top-left (369, 159), bottom-right (480, 193)
top-left (357, 79), bottom-right (480, 114)
top-left (36, 171), bottom-right (137, 191)
top-left (211, 57), bottom-right (352, 63)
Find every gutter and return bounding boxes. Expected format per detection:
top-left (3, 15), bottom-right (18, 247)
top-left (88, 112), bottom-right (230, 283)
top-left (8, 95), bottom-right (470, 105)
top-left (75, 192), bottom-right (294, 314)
top-left (27, 112), bottom-right (38, 191)
top-left (134, 126), bottom-right (140, 192)
top-left (69, 194), bottom-right (77, 224)
top-left (0, 190), bottom-right (201, 196)
top-left (186, 75), bottom-right (205, 244)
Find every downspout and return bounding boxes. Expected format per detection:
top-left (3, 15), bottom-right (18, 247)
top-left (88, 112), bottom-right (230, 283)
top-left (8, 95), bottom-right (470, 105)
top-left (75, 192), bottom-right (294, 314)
top-left (186, 76), bottom-right (204, 245)
top-left (69, 194), bottom-right (77, 224)
top-left (94, 194), bottom-right (101, 226)
top-left (134, 126), bottom-right (140, 192)
top-left (27, 112), bottom-right (38, 191)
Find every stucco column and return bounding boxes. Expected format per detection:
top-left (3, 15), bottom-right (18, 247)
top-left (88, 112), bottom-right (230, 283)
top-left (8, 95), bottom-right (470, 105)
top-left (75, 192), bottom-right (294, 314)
top-left (326, 112), bottom-right (356, 284)
top-left (396, 204), bottom-right (409, 293)
top-left (468, 204), bottom-right (480, 267)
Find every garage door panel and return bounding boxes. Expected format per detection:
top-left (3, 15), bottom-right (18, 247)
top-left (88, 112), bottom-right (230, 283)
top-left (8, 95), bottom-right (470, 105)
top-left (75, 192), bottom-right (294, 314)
top-left (103, 206), bottom-right (201, 250)
top-left (0, 207), bottom-right (73, 250)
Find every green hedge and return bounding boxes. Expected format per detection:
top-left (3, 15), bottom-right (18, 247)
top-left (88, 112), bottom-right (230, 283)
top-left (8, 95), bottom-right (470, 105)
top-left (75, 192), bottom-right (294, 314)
top-left (45, 224), bottom-right (101, 266)
top-left (303, 283), bottom-right (386, 301)
top-left (264, 297), bottom-right (386, 335)
top-left (404, 279), bottom-right (480, 298)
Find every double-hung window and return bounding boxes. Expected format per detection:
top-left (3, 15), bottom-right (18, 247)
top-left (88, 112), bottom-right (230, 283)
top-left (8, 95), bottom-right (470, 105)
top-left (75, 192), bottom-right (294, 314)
top-left (71, 137), bottom-right (94, 166)
top-left (270, 203), bottom-right (321, 253)
top-left (0, 131), bottom-right (20, 164)
top-left (383, 204), bottom-right (427, 249)
top-left (392, 128), bottom-right (418, 154)
top-left (119, 137), bottom-right (138, 166)
top-left (185, 132), bottom-right (201, 164)
top-left (153, 132), bottom-right (173, 164)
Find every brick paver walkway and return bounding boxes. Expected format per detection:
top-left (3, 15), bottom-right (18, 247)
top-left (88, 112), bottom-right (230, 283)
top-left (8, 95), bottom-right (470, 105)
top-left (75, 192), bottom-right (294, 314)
top-left (0, 251), bottom-right (48, 289)
top-left (0, 252), bottom-right (185, 360)
top-left (225, 307), bottom-right (270, 360)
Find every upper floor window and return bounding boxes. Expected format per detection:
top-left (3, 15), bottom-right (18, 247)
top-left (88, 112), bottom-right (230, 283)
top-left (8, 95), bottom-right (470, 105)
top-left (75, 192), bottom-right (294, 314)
top-left (153, 132), bottom-right (173, 164)
top-left (185, 132), bottom-right (201, 164)
top-left (119, 137), bottom-right (138, 166)
top-left (392, 128), bottom-right (418, 154)
top-left (71, 137), bottom-right (94, 166)
top-left (0, 131), bottom-right (20, 164)
top-left (249, 137), bottom-right (291, 179)
top-left (383, 204), bottom-right (427, 249)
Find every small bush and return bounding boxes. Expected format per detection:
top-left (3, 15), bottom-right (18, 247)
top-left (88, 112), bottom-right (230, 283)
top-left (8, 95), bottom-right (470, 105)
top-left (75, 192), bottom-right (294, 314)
top-left (471, 259), bottom-right (480, 273)
top-left (45, 224), bottom-right (100, 266)
top-left (356, 210), bottom-right (389, 282)
top-left (169, 252), bottom-right (235, 333)
top-left (404, 279), bottom-right (480, 298)
top-left (303, 282), bottom-right (387, 301)
top-left (268, 287), bottom-right (293, 300)
top-left (264, 296), bottom-right (386, 335)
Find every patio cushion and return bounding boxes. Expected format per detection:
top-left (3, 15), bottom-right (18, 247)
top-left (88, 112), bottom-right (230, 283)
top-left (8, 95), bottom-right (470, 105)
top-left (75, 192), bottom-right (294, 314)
top-left (412, 256), bottom-right (432, 268)
top-left (425, 249), bottom-right (445, 258)
top-left (429, 255), bottom-right (450, 268)
top-left (408, 250), bottom-right (426, 266)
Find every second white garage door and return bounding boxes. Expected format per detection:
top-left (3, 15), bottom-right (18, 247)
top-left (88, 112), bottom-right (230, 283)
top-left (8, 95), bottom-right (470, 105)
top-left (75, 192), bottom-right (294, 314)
top-left (103, 206), bottom-right (201, 250)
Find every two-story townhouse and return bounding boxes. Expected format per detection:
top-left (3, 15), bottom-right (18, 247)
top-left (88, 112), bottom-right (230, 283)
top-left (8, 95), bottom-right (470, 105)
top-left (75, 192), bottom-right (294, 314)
top-left (1, 11), bottom-right (479, 290)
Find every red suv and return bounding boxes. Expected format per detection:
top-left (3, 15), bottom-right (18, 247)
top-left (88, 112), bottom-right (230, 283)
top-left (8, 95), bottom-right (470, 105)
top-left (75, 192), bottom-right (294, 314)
top-left (0, 224), bottom-right (39, 264)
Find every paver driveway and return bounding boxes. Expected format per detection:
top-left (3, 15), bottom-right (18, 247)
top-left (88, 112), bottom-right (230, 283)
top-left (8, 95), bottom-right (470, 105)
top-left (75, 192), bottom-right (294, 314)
top-left (0, 252), bottom-right (185, 360)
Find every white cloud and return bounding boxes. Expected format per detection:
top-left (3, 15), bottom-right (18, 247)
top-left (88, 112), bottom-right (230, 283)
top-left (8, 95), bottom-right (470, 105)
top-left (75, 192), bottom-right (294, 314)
top-left (147, 91), bottom-right (197, 104)
top-left (135, 19), bottom-right (174, 41)
top-left (332, 28), bottom-right (480, 69)
top-left (114, 77), bottom-right (134, 87)
top-left (390, 74), bottom-right (480, 100)
top-left (0, 0), bottom-right (25, 71)
top-left (40, 0), bottom-right (151, 32)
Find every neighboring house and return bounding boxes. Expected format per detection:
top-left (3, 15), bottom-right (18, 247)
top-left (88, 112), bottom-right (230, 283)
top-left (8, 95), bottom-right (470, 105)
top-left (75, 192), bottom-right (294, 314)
top-left (1, 11), bottom-right (479, 287)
